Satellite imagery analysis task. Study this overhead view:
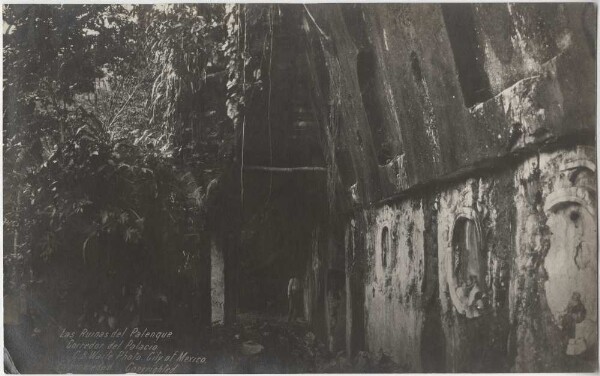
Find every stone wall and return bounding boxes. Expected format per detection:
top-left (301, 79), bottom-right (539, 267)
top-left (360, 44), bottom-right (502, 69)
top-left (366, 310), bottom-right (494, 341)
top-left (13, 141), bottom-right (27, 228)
top-left (436, 173), bottom-right (514, 372)
top-left (349, 145), bottom-right (596, 372)
top-left (354, 171), bottom-right (514, 371)
top-left (364, 201), bottom-right (426, 370)
top-left (301, 3), bottom-right (595, 205)
top-left (296, 3), bottom-right (596, 372)
top-left (512, 145), bottom-right (597, 371)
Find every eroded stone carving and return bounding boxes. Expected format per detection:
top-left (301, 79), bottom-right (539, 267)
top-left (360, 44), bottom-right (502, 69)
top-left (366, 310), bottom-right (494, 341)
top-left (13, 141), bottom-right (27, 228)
top-left (544, 159), bottom-right (597, 356)
top-left (445, 208), bottom-right (488, 318)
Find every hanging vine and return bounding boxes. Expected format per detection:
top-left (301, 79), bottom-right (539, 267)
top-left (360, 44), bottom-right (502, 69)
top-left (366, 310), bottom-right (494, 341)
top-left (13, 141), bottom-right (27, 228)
top-left (223, 4), bottom-right (278, 205)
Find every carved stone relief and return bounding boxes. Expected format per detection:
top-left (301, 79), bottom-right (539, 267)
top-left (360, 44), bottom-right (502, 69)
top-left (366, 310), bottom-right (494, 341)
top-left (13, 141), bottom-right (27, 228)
top-left (445, 207), bottom-right (488, 318)
top-left (543, 158), bottom-right (597, 356)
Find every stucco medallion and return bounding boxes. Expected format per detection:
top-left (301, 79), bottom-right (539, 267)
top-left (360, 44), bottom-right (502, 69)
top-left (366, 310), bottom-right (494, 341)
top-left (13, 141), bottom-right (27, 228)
top-left (445, 207), bottom-right (488, 318)
top-left (543, 161), bottom-right (597, 356)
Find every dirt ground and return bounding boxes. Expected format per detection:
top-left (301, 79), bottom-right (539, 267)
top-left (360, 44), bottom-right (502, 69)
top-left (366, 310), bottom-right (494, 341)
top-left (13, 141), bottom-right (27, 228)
top-left (188, 312), bottom-right (406, 373)
top-left (6, 311), bottom-right (405, 373)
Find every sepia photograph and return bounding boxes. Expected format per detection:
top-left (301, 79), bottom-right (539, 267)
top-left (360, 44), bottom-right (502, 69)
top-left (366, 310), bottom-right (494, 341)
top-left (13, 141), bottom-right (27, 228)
top-left (2, 2), bottom-right (598, 373)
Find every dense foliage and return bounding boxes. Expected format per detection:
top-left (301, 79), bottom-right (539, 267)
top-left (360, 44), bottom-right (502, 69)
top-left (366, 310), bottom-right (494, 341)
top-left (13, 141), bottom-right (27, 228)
top-left (2, 4), bottom-right (259, 331)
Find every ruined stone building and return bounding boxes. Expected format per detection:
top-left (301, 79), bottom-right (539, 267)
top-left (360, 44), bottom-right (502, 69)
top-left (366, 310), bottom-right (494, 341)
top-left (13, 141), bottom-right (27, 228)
top-left (209, 3), bottom-right (597, 372)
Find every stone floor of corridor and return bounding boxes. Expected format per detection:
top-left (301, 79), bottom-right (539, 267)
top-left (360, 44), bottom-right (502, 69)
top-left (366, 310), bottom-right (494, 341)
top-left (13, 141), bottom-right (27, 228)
top-left (188, 312), bottom-right (405, 373)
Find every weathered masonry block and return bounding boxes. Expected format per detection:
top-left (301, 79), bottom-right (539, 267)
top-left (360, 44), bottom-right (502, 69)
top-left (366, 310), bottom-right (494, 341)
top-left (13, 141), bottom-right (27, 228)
top-left (512, 146), bottom-right (597, 371)
top-left (352, 147), bottom-right (596, 371)
top-left (292, 2), bottom-right (596, 372)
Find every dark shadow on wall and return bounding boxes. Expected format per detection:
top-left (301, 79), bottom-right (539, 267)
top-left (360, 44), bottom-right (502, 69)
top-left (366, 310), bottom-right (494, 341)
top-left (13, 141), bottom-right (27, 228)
top-left (441, 4), bottom-right (492, 107)
top-left (420, 195), bottom-right (446, 372)
top-left (356, 49), bottom-right (395, 165)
